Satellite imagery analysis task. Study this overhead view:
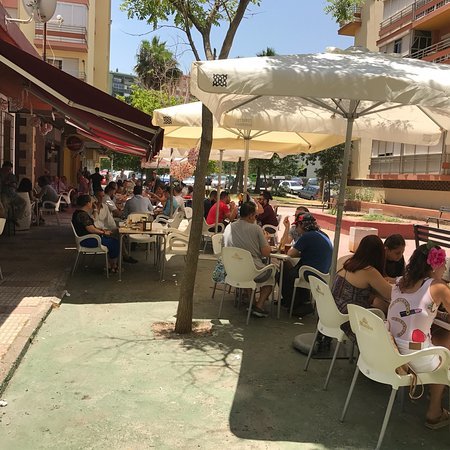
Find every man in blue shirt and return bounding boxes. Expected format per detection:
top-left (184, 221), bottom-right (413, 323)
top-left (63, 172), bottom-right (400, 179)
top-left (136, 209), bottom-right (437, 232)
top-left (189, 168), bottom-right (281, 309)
top-left (282, 213), bottom-right (333, 316)
top-left (161, 187), bottom-right (179, 217)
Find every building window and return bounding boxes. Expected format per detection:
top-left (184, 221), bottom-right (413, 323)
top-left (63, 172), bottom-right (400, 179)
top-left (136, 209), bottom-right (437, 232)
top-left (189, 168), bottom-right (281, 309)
top-left (393, 39), bottom-right (402, 54)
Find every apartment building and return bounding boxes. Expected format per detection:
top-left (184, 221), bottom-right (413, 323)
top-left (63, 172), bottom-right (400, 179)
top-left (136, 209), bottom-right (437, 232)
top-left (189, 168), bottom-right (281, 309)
top-left (108, 70), bottom-right (137, 98)
top-left (2, 0), bottom-right (112, 183)
top-left (338, 0), bottom-right (450, 209)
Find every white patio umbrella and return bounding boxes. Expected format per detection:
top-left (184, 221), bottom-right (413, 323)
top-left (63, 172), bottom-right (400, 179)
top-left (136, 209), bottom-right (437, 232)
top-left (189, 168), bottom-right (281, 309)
top-left (153, 101), bottom-right (345, 192)
top-left (190, 46), bottom-right (450, 274)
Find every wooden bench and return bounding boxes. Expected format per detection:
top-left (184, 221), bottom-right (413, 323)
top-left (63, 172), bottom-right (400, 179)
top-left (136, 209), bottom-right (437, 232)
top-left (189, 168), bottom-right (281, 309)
top-left (413, 224), bottom-right (450, 249)
top-left (426, 206), bottom-right (450, 228)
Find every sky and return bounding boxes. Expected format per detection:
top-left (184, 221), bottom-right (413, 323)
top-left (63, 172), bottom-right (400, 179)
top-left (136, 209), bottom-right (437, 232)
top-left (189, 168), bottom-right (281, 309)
top-left (110, 0), bottom-right (354, 75)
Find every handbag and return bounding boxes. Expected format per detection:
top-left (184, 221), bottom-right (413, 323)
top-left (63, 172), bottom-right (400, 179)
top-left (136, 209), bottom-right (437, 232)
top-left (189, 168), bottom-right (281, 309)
top-left (212, 258), bottom-right (226, 283)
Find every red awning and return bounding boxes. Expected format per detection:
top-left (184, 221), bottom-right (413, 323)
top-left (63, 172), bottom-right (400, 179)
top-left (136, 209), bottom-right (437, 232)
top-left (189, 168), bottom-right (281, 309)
top-left (0, 38), bottom-right (163, 157)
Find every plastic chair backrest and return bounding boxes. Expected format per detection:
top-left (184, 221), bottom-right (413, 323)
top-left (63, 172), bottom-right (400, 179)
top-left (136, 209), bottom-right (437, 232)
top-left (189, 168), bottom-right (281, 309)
top-left (55, 195), bottom-right (63, 211)
top-left (298, 265), bottom-right (330, 285)
top-left (309, 277), bottom-right (348, 329)
top-left (184, 207), bottom-right (193, 219)
top-left (169, 210), bottom-right (184, 229)
top-left (0, 218), bottom-right (6, 235)
top-left (211, 234), bottom-right (223, 256)
top-left (348, 304), bottom-right (404, 377)
top-left (203, 218), bottom-right (224, 233)
top-left (262, 224), bottom-right (277, 236)
top-left (222, 247), bottom-right (257, 284)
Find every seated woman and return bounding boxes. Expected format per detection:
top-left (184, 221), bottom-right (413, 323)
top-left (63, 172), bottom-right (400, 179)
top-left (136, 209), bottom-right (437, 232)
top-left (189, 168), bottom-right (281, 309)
top-left (387, 243), bottom-right (450, 429)
top-left (72, 195), bottom-right (120, 273)
top-left (282, 213), bottom-right (333, 316)
top-left (332, 235), bottom-right (392, 336)
top-left (384, 234), bottom-right (406, 281)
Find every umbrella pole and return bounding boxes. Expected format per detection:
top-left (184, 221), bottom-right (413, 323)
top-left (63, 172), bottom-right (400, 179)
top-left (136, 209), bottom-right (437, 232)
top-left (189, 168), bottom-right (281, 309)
top-left (215, 149), bottom-right (224, 232)
top-left (244, 137), bottom-right (250, 195)
top-left (330, 102), bottom-right (356, 278)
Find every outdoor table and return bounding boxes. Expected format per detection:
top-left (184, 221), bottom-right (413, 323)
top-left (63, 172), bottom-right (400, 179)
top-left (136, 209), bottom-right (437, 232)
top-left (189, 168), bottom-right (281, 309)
top-left (269, 251), bottom-right (292, 319)
top-left (434, 318), bottom-right (450, 331)
top-left (118, 224), bottom-right (170, 282)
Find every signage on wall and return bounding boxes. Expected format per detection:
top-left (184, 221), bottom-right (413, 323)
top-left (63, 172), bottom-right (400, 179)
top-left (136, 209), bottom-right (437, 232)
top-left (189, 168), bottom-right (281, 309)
top-left (66, 135), bottom-right (84, 152)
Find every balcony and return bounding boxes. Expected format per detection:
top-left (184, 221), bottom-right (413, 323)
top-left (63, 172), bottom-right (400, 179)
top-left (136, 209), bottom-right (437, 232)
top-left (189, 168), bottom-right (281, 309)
top-left (380, 0), bottom-right (450, 41)
top-left (34, 23), bottom-right (88, 52)
top-left (413, 0), bottom-right (450, 30)
top-left (338, 7), bottom-right (362, 36)
top-left (409, 36), bottom-right (450, 61)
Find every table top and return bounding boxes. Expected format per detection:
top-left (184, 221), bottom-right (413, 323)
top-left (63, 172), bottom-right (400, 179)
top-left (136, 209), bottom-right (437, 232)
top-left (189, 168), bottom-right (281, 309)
top-left (119, 225), bottom-right (169, 235)
top-left (434, 318), bottom-right (450, 331)
top-left (269, 252), bottom-right (291, 261)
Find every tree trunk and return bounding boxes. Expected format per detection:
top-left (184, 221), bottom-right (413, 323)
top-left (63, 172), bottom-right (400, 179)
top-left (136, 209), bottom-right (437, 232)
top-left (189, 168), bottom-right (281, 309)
top-left (230, 158), bottom-right (242, 194)
top-left (175, 105), bottom-right (213, 334)
top-left (255, 165), bottom-right (262, 193)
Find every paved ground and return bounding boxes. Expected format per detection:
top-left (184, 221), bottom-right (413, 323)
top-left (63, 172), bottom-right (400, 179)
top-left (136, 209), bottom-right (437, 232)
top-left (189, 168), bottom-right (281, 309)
top-left (0, 205), bottom-right (447, 449)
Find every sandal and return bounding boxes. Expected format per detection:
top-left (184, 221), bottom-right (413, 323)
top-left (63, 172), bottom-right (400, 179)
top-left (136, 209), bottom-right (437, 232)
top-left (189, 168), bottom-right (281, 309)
top-left (425, 408), bottom-right (450, 430)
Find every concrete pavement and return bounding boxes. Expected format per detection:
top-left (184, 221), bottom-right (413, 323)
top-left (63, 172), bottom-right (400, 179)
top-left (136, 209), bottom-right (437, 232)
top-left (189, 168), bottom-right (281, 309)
top-left (0, 204), bottom-right (447, 449)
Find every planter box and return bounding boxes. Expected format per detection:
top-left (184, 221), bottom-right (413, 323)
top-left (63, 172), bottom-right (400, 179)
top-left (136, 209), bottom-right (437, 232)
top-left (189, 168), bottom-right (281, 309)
top-left (313, 211), bottom-right (415, 239)
top-left (349, 227), bottom-right (378, 252)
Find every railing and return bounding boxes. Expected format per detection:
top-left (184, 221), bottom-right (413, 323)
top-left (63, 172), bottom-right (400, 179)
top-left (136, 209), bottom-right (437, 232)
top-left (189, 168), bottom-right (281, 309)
top-left (415, 0), bottom-right (450, 20)
top-left (381, 0), bottom-right (450, 33)
top-left (338, 6), bottom-right (362, 28)
top-left (380, 4), bottom-right (414, 31)
top-left (35, 23), bottom-right (88, 45)
top-left (409, 36), bottom-right (450, 58)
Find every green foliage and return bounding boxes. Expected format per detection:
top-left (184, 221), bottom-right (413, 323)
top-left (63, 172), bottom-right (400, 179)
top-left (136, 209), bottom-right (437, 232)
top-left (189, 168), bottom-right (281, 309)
top-left (354, 188), bottom-right (375, 202)
top-left (134, 37), bottom-right (182, 91)
top-left (119, 85), bottom-right (181, 115)
top-left (206, 160), bottom-right (219, 174)
top-left (121, 0), bottom-right (261, 60)
top-left (301, 144), bottom-right (344, 185)
top-left (362, 214), bottom-right (403, 223)
top-left (107, 152), bottom-right (141, 172)
top-left (257, 47), bottom-right (276, 57)
top-left (324, 0), bottom-right (365, 23)
top-left (249, 154), bottom-right (302, 179)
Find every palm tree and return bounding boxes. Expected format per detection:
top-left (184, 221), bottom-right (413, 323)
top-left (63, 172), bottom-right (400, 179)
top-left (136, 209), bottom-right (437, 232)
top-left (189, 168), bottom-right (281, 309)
top-left (134, 37), bottom-right (182, 92)
top-left (257, 47), bottom-right (276, 57)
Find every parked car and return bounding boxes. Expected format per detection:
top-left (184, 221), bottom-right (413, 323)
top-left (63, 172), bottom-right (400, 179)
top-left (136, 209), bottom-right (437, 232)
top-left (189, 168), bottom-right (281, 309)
top-left (299, 185), bottom-right (320, 200)
top-left (183, 176), bottom-right (195, 186)
top-left (278, 179), bottom-right (303, 195)
top-left (305, 177), bottom-right (319, 187)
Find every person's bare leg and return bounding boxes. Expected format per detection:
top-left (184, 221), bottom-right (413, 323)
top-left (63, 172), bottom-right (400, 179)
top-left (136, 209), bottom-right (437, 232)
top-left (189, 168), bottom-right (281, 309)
top-left (256, 286), bottom-right (272, 310)
top-left (371, 296), bottom-right (389, 314)
top-left (427, 328), bottom-right (450, 421)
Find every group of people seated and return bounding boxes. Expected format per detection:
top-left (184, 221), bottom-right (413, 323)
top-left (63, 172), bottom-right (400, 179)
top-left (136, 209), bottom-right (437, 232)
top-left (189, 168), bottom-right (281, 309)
top-left (71, 171), bottom-right (186, 273)
top-left (221, 197), bottom-right (450, 430)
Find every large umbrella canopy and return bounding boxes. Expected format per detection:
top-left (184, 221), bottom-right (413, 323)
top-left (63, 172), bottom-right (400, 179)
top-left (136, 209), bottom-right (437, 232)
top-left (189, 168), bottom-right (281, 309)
top-left (190, 47), bottom-right (450, 274)
top-left (153, 101), bottom-right (345, 191)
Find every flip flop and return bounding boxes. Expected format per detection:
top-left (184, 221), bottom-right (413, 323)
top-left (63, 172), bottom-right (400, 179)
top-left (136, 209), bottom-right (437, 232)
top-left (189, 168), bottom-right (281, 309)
top-left (425, 408), bottom-right (450, 430)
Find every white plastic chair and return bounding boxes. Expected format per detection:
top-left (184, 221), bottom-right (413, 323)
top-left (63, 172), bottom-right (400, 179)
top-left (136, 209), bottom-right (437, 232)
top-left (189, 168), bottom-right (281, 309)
top-left (262, 224), bottom-right (278, 246)
top-left (40, 195), bottom-right (63, 225)
top-left (219, 247), bottom-right (277, 325)
top-left (202, 219), bottom-right (224, 251)
top-left (184, 206), bottom-right (193, 220)
top-left (0, 218), bottom-right (5, 279)
top-left (60, 189), bottom-right (74, 208)
top-left (305, 277), bottom-right (351, 390)
top-left (341, 304), bottom-right (450, 450)
top-left (290, 265), bottom-right (331, 318)
top-left (71, 223), bottom-right (109, 278)
top-left (127, 213), bottom-right (157, 260)
top-left (155, 209), bottom-right (183, 229)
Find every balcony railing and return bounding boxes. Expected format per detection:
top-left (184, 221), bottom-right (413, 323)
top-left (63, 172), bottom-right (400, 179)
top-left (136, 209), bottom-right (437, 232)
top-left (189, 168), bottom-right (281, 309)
top-left (380, 0), bottom-right (450, 36)
top-left (35, 23), bottom-right (87, 46)
top-left (338, 6), bottom-right (362, 28)
top-left (409, 36), bottom-right (450, 58)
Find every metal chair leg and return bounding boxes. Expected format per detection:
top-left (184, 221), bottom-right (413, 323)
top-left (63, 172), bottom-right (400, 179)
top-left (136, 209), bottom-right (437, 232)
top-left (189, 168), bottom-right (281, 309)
top-left (324, 339), bottom-right (341, 390)
top-left (341, 366), bottom-right (360, 422)
top-left (304, 327), bottom-right (319, 371)
top-left (72, 253), bottom-right (80, 275)
top-left (212, 282), bottom-right (217, 298)
top-left (218, 283), bottom-right (227, 318)
top-left (246, 289), bottom-right (255, 325)
top-left (289, 286), bottom-right (297, 318)
top-left (105, 253), bottom-right (109, 278)
top-left (376, 388), bottom-right (397, 450)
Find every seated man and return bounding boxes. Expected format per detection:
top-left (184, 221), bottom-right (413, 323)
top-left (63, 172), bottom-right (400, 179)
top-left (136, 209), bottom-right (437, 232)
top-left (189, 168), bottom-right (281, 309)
top-left (104, 184), bottom-right (123, 218)
top-left (279, 206), bottom-right (310, 248)
top-left (204, 190), bottom-right (217, 219)
top-left (281, 213), bottom-right (333, 316)
top-left (223, 202), bottom-right (274, 318)
top-left (122, 185), bottom-right (154, 218)
top-left (173, 185), bottom-right (185, 215)
top-left (159, 186), bottom-right (179, 217)
top-left (206, 191), bottom-right (238, 225)
top-left (257, 191), bottom-right (278, 227)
